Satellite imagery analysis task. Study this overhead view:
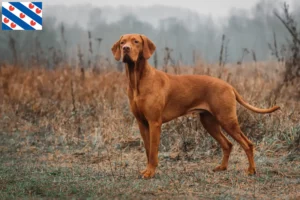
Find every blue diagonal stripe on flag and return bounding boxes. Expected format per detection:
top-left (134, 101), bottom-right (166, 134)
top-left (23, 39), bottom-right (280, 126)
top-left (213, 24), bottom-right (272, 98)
top-left (2, 22), bottom-right (13, 30)
top-left (2, 2), bottom-right (42, 31)
top-left (32, 2), bottom-right (42, 10)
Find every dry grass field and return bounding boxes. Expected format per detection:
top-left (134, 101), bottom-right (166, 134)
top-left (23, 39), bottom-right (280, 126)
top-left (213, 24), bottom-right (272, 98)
top-left (0, 62), bottom-right (299, 199)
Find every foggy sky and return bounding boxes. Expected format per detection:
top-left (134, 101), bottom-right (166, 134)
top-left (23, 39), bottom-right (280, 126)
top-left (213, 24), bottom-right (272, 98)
top-left (2, 0), bottom-right (299, 65)
top-left (44, 0), bottom-right (295, 17)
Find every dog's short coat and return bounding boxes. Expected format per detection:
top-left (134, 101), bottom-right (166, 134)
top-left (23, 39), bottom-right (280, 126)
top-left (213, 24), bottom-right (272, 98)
top-left (111, 34), bottom-right (280, 179)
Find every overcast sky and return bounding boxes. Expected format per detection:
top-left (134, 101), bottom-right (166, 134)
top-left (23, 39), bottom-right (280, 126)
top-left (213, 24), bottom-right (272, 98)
top-left (43, 0), bottom-right (295, 17)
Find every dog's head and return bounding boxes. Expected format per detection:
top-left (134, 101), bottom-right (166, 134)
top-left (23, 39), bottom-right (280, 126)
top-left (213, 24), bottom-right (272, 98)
top-left (111, 34), bottom-right (156, 63)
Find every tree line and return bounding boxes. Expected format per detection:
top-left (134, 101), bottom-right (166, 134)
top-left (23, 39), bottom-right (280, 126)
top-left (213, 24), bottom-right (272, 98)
top-left (0, 0), bottom-right (299, 68)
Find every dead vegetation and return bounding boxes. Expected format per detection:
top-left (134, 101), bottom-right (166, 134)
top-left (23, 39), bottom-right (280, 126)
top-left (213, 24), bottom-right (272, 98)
top-left (0, 61), bottom-right (299, 199)
top-left (270, 3), bottom-right (300, 101)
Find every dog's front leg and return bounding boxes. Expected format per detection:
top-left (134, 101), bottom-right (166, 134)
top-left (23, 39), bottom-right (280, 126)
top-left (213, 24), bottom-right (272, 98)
top-left (141, 120), bottom-right (162, 179)
top-left (137, 121), bottom-right (150, 169)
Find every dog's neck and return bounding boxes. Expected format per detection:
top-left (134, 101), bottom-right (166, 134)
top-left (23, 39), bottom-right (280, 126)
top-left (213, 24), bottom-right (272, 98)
top-left (125, 57), bottom-right (152, 96)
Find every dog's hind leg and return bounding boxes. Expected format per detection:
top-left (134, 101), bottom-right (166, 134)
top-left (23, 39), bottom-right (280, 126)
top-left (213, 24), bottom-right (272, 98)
top-left (217, 113), bottom-right (256, 175)
top-left (200, 112), bottom-right (233, 172)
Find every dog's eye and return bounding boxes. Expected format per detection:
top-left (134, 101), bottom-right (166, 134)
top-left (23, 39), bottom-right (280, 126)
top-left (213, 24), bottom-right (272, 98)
top-left (134, 40), bottom-right (139, 44)
top-left (120, 41), bottom-right (125, 45)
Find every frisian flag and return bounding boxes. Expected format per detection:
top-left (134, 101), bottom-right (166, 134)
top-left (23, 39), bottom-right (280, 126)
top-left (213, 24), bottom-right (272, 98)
top-left (2, 2), bottom-right (42, 30)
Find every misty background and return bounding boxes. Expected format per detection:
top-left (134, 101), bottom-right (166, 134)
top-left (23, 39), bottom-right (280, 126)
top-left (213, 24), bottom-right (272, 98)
top-left (0, 0), bottom-right (300, 68)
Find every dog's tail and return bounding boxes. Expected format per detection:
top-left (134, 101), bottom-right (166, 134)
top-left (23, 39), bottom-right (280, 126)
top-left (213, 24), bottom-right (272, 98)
top-left (233, 88), bottom-right (280, 114)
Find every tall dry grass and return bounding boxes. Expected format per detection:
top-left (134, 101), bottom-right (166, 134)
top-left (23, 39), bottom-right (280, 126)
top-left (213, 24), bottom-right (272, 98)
top-left (0, 61), bottom-right (298, 155)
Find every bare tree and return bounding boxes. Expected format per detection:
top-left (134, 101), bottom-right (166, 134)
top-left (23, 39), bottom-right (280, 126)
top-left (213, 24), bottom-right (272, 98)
top-left (271, 2), bottom-right (300, 100)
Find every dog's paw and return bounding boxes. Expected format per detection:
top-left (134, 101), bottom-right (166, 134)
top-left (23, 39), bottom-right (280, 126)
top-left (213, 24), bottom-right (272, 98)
top-left (140, 168), bottom-right (147, 175)
top-left (140, 166), bottom-right (156, 179)
top-left (247, 168), bottom-right (256, 176)
top-left (213, 165), bottom-right (227, 172)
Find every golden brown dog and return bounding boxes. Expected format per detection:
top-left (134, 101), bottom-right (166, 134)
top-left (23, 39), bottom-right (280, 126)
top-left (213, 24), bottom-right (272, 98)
top-left (111, 34), bottom-right (280, 179)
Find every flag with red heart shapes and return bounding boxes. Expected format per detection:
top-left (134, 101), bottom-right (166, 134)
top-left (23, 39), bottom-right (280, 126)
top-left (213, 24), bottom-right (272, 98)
top-left (2, 2), bottom-right (42, 30)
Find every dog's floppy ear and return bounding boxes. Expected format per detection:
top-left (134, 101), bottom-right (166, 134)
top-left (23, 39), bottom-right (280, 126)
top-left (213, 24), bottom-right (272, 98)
top-left (111, 36), bottom-right (123, 61)
top-left (140, 35), bottom-right (156, 59)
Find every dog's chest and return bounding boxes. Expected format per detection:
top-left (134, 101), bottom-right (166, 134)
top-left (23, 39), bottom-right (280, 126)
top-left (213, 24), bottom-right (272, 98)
top-left (128, 95), bottom-right (147, 119)
top-left (129, 100), bottom-right (142, 119)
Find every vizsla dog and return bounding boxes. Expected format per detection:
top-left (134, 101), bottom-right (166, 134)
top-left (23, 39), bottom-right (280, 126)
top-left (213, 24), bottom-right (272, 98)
top-left (111, 34), bottom-right (280, 179)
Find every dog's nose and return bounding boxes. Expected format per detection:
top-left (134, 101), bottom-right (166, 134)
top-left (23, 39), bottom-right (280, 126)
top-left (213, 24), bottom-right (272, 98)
top-left (123, 45), bottom-right (130, 52)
